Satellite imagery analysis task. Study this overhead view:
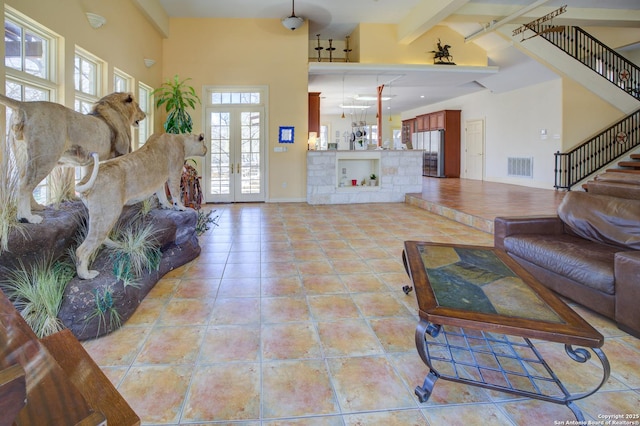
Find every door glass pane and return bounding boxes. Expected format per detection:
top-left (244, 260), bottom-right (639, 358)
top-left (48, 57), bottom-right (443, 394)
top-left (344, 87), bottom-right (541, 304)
top-left (210, 112), bottom-right (231, 195)
top-left (240, 111), bottom-right (261, 194)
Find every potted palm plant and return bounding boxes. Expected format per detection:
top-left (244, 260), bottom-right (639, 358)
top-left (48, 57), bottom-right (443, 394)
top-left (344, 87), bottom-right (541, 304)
top-left (152, 75), bottom-right (200, 134)
top-left (153, 75), bottom-right (204, 211)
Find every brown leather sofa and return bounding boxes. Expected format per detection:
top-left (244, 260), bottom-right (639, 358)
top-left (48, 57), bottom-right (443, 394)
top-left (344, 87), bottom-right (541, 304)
top-left (494, 191), bottom-right (640, 338)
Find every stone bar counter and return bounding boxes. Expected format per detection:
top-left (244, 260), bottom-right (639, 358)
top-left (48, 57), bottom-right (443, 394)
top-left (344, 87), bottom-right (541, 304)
top-left (307, 150), bottom-right (423, 204)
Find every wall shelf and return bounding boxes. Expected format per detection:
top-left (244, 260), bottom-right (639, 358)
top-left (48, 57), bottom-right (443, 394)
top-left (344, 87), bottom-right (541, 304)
top-left (336, 151), bottom-right (381, 188)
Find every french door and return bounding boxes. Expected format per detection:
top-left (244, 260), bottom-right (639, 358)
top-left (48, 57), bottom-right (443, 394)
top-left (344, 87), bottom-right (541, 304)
top-left (205, 105), bottom-right (265, 202)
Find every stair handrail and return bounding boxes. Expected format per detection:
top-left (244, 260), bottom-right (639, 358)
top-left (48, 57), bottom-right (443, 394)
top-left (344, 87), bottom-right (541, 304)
top-left (529, 25), bottom-right (640, 99)
top-left (554, 109), bottom-right (640, 190)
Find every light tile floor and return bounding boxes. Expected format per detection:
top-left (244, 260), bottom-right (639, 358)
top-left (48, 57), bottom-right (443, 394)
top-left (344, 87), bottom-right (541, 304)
top-left (83, 202), bottom-right (640, 425)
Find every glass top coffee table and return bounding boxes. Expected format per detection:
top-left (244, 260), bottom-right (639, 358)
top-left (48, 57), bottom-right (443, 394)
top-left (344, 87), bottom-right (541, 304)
top-left (402, 242), bottom-right (610, 421)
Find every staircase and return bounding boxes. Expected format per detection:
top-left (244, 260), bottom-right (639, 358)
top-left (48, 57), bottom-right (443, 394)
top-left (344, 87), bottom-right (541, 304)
top-left (522, 25), bottom-right (640, 190)
top-left (608, 153), bottom-right (640, 174)
top-left (581, 153), bottom-right (640, 192)
top-left (531, 26), bottom-right (640, 102)
top-left (554, 108), bottom-right (640, 190)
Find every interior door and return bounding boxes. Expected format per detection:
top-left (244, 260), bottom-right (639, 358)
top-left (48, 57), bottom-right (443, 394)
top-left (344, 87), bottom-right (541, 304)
top-left (465, 119), bottom-right (484, 180)
top-left (205, 106), bottom-right (265, 203)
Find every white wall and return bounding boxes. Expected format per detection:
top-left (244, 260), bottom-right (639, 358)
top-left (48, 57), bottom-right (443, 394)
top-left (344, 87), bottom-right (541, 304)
top-left (404, 78), bottom-right (563, 189)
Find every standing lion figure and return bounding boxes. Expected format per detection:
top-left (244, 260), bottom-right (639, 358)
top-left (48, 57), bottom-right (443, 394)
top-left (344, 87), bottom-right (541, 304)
top-left (74, 132), bottom-right (207, 280)
top-left (0, 92), bottom-right (146, 224)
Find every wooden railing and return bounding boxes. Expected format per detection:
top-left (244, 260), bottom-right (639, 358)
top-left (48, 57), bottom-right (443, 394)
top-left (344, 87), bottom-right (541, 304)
top-left (554, 109), bottom-right (640, 190)
top-left (530, 25), bottom-right (640, 99)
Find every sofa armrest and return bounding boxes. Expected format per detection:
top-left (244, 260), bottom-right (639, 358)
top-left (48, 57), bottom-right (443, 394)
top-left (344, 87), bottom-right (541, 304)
top-left (494, 215), bottom-right (564, 250)
top-left (614, 251), bottom-right (640, 338)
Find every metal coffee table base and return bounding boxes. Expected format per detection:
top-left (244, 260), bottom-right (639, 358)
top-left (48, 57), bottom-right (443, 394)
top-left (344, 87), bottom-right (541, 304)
top-left (414, 320), bottom-right (610, 422)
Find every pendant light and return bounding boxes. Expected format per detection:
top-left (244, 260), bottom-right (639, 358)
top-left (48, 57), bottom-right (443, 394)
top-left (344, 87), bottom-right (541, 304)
top-left (282, 0), bottom-right (304, 31)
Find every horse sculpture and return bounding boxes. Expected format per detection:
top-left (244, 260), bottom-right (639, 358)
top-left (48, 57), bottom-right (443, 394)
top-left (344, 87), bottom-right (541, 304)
top-left (431, 39), bottom-right (455, 64)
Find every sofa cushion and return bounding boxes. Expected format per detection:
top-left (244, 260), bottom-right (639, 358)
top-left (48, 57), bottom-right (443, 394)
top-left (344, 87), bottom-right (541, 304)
top-left (557, 192), bottom-right (640, 250)
top-left (503, 234), bottom-right (616, 295)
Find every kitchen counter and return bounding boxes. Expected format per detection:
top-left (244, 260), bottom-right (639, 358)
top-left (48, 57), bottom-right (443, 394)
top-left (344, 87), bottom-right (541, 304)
top-left (306, 150), bottom-right (423, 204)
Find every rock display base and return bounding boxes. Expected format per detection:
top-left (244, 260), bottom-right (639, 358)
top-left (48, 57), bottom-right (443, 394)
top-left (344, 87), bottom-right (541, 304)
top-left (0, 201), bottom-right (201, 340)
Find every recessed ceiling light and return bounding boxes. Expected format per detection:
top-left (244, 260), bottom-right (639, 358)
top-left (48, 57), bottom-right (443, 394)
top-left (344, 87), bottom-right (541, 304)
top-left (420, 95), bottom-right (425, 98)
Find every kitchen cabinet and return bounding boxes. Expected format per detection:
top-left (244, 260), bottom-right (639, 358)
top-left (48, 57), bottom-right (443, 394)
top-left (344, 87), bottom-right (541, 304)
top-left (429, 111), bottom-right (445, 129)
top-left (402, 118), bottom-right (415, 148)
top-left (411, 110), bottom-right (460, 178)
top-left (308, 92), bottom-right (321, 135)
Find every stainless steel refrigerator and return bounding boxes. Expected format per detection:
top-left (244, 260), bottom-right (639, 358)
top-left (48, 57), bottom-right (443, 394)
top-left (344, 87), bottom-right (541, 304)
top-left (413, 129), bottom-right (445, 177)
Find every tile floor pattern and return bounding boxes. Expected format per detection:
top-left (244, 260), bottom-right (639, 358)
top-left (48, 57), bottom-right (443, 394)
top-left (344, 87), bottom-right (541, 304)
top-left (83, 202), bottom-right (640, 425)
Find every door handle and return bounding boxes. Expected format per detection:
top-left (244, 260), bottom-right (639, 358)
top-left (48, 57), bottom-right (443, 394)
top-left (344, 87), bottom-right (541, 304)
top-left (230, 163), bottom-right (233, 174)
top-left (237, 163), bottom-right (240, 173)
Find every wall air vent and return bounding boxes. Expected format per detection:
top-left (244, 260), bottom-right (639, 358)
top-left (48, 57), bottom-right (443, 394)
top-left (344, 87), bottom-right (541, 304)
top-left (507, 157), bottom-right (533, 178)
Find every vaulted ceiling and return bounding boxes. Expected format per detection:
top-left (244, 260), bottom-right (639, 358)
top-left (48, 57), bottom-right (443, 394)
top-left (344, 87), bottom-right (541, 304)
top-left (144, 0), bottom-right (640, 115)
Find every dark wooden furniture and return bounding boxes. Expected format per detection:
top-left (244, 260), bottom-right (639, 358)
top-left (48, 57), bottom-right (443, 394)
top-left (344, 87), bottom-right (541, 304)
top-left (401, 118), bottom-right (415, 149)
top-left (0, 363), bottom-right (26, 426)
top-left (308, 92), bottom-right (321, 135)
top-left (0, 289), bottom-right (140, 425)
top-left (402, 242), bottom-right (610, 422)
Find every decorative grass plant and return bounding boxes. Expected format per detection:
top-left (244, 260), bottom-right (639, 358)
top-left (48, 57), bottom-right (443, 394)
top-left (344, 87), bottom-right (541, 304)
top-left (0, 257), bottom-right (75, 338)
top-left (196, 209), bottom-right (219, 236)
top-left (85, 286), bottom-right (122, 338)
top-left (107, 219), bottom-right (162, 287)
top-left (0, 131), bottom-right (23, 252)
top-left (48, 166), bottom-right (77, 206)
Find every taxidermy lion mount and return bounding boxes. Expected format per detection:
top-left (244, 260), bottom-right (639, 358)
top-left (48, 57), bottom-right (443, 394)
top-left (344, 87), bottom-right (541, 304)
top-left (75, 132), bottom-right (207, 280)
top-left (0, 92), bottom-right (145, 224)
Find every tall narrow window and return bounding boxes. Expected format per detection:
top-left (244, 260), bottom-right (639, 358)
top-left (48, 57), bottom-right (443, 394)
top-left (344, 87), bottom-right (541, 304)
top-left (4, 16), bottom-right (48, 78)
top-left (137, 82), bottom-right (153, 148)
top-left (114, 68), bottom-right (132, 93)
top-left (74, 48), bottom-right (102, 113)
top-left (4, 7), bottom-right (58, 205)
top-left (73, 49), bottom-right (104, 184)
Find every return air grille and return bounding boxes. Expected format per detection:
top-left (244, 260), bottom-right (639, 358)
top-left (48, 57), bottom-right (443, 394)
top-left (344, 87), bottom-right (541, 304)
top-left (507, 157), bottom-right (533, 178)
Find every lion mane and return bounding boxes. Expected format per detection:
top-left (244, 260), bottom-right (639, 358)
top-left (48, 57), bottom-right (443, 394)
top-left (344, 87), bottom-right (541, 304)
top-left (90, 93), bottom-right (139, 157)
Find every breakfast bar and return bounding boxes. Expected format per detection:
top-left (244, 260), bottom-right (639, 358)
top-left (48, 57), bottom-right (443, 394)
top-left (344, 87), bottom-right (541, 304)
top-left (306, 150), bottom-right (423, 204)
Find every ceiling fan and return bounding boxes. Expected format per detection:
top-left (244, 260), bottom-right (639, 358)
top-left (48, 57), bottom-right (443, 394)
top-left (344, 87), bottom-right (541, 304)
top-left (282, 0), bottom-right (305, 31)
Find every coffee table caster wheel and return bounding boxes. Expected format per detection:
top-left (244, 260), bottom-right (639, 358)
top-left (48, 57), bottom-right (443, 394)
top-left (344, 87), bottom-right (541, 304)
top-left (415, 385), bottom-right (431, 403)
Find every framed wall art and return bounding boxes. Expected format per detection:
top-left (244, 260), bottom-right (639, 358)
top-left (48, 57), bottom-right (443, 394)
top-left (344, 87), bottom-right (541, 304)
top-left (279, 126), bottom-right (295, 143)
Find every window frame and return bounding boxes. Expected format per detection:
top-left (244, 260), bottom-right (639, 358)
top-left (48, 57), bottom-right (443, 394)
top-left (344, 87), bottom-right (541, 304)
top-left (74, 47), bottom-right (104, 113)
top-left (4, 7), bottom-right (59, 205)
top-left (137, 82), bottom-right (154, 148)
top-left (4, 6), bottom-right (58, 91)
top-left (113, 68), bottom-right (132, 93)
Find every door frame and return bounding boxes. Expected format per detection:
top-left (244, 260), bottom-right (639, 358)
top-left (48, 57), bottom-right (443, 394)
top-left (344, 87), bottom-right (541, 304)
top-left (464, 118), bottom-right (485, 181)
top-left (202, 85), bottom-right (269, 203)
